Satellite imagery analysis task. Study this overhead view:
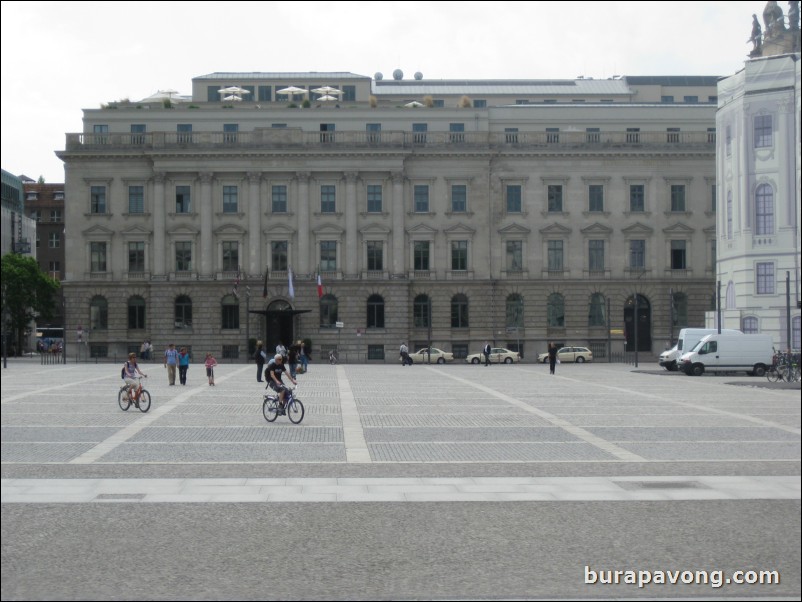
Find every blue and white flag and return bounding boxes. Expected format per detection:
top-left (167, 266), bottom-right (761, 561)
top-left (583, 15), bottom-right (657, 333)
top-left (288, 266), bottom-right (295, 299)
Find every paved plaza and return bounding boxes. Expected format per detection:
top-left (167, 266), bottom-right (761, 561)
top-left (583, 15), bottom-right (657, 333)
top-left (2, 358), bottom-right (800, 600)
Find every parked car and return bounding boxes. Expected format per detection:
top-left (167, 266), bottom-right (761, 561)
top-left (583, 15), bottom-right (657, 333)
top-left (407, 347), bottom-right (454, 364)
top-left (465, 347), bottom-right (521, 364)
top-left (537, 346), bottom-right (593, 363)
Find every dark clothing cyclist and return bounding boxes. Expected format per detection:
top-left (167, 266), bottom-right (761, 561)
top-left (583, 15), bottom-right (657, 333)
top-left (265, 354), bottom-right (297, 407)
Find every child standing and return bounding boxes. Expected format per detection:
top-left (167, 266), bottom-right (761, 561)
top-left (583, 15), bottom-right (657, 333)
top-left (205, 352), bottom-right (218, 386)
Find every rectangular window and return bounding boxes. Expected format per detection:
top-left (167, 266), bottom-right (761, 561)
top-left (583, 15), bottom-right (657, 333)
top-left (130, 124), bottom-right (146, 144)
top-left (320, 241), bottom-right (337, 271)
top-left (547, 240), bottom-right (563, 271)
top-left (589, 240), bottom-right (605, 271)
top-left (670, 240), bottom-right (687, 270)
top-left (48, 260), bottom-right (61, 278)
top-left (50, 209), bottom-right (62, 222)
top-left (586, 127), bottom-right (600, 143)
top-left (271, 185), bottom-right (287, 213)
top-left (177, 123), bottom-right (192, 143)
top-left (366, 123), bottom-right (381, 143)
top-left (367, 185), bottom-right (382, 213)
top-left (707, 127), bottom-right (716, 143)
top-left (48, 232), bottom-right (60, 249)
top-left (414, 185), bottom-right (429, 213)
top-left (473, 99), bottom-right (487, 108)
top-left (222, 186), bottom-right (238, 213)
top-left (222, 241), bottom-right (239, 272)
top-left (546, 127), bottom-right (560, 143)
top-left (414, 241), bottom-right (430, 270)
top-left (320, 185), bottom-right (336, 213)
top-left (271, 241), bottom-right (288, 271)
top-left (451, 184), bottom-right (467, 212)
top-left (666, 127), bottom-right (680, 143)
top-left (661, 95), bottom-right (674, 103)
top-left (671, 184), bottom-right (686, 212)
top-left (547, 185), bottom-right (563, 212)
top-left (367, 345), bottom-right (385, 360)
top-left (506, 240), bottom-right (522, 271)
top-left (505, 127), bottom-right (519, 143)
top-left (588, 185), bottom-right (604, 212)
top-left (367, 241), bottom-right (383, 271)
top-left (258, 85), bottom-right (272, 102)
top-left (630, 184), bottom-right (644, 212)
top-left (506, 184), bottom-right (522, 213)
top-left (93, 124), bottom-right (108, 144)
top-left (90, 242), bottom-right (107, 272)
top-left (626, 128), bottom-right (640, 143)
top-left (128, 241), bottom-right (145, 272)
top-left (127, 186), bottom-right (144, 214)
top-left (449, 123), bottom-right (465, 143)
top-left (711, 184), bottom-right (716, 213)
top-left (683, 95), bottom-right (698, 103)
top-left (451, 241), bottom-right (468, 271)
top-left (341, 85), bottom-right (356, 102)
top-left (90, 186), bottom-right (106, 214)
top-left (319, 123), bottom-right (335, 143)
top-left (176, 186), bottom-right (191, 213)
top-left (756, 262), bottom-right (775, 294)
top-left (630, 240), bottom-right (645, 269)
top-left (413, 123), bottom-right (427, 144)
top-left (754, 114), bottom-right (772, 148)
top-left (175, 241), bottom-right (192, 272)
top-left (223, 123), bottom-right (238, 143)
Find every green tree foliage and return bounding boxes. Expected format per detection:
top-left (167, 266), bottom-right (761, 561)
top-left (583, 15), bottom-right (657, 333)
top-left (1, 254), bottom-right (60, 354)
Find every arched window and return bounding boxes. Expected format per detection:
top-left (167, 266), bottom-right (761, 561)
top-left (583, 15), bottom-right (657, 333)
top-left (221, 294), bottom-right (239, 330)
top-left (451, 294), bottom-right (469, 328)
top-left (755, 184), bottom-right (774, 235)
top-left (588, 293), bottom-right (606, 327)
top-left (506, 294), bottom-right (524, 328)
top-left (89, 296), bottom-right (108, 330)
top-left (413, 294), bottom-right (430, 328)
top-left (320, 294), bottom-right (338, 327)
top-left (175, 295), bottom-right (192, 329)
top-left (367, 294), bottom-right (385, 329)
top-left (547, 293), bottom-right (564, 327)
top-left (726, 281), bottom-right (736, 309)
top-left (127, 296), bottom-right (146, 330)
top-left (671, 292), bottom-right (688, 328)
top-left (742, 316), bottom-right (758, 334)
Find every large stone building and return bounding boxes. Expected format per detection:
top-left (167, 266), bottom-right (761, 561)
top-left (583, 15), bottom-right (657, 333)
top-left (710, 5), bottom-right (801, 350)
top-left (57, 73), bottom-right (722, 362)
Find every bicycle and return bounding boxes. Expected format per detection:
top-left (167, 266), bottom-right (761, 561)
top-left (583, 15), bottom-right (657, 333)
top-left (262, 386), bottom-right (304, 424)
top-left (118, 376), bottom-right (151, 412)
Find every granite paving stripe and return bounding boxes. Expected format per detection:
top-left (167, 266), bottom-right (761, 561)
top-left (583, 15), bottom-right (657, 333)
top-left (129, 426), bottom-right (343, 443)
top-left (152, 414), bottom-right (345, 427)
top-left (97, 442), bottom-right (346, 463)
top-left (564, 414), bottom-right (779, 427)
top-left (360, 414), bottom-right (552, 427)
top-left (336, 365), bottom-right (370, 463)
top-left (1, 427), bottom-right (122, 442)
top-left (585, 426), bottom-right (801, 441)
top-left (1, 414), bottom-right (152, 427)
top-left (1, 442), bottom-right (101, 463)
top-left (362, 427), bottom-right (583, 442)
top-left (170, 404), bottom-right (342, 415)
top-left (616, 441), bottom-right (802, 461)
top-left (367, 442), bottom-right (620, 462)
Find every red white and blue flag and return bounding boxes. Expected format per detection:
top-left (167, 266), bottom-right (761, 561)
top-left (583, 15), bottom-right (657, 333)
top-left (317, 273), bottom-right (323, 298)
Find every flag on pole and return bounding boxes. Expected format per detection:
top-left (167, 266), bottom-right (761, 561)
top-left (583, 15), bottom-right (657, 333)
top-left (262, 266), bottom-right (269, 298)
top-left (232, 267), bottom-right (241, 299)
top-left (288, 267), bottom-right (295, 299)
top-left (317, 272), bottom-right (323, 298)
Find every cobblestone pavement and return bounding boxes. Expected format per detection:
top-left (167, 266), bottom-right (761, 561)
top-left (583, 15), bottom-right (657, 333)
top-left (2, 358), bottom-right (800, 600)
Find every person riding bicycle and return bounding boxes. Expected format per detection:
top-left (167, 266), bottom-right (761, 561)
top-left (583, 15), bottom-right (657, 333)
top-left (122, 353), bottom-right (147, 403)
top-left (265, 353), bottom-right (297, 409)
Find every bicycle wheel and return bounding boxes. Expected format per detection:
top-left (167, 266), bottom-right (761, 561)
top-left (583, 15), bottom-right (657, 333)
top-left (263, 398), bottom-right (279, 422)
top-left (287, 399), bottom-right (305, 424)
top-left (138, 390), bottom-right (151, 413)
top-left (766, 367), bottom-right (780, 383)
top-left (118, 388), bottom-right (131, 411)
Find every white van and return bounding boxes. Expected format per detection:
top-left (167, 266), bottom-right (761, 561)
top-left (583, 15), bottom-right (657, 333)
top-left (659, 328), bottom-right (742, 371)
top-left (680, 333), bottom-right (774, 376)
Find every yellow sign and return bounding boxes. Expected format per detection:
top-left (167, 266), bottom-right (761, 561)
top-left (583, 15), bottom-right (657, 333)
top-left (609, 329), bottom-right (624, 335)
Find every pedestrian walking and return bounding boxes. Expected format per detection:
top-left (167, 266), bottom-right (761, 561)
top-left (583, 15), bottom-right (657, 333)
top-left (548, 342), bottom-right (558, 375)
top-left (205, 352), bottom-right (218, 386)
top-left (178, 346), bottom-right (190, 385)
top-left (164, 343), bottom-right (178, 385)
top-left (400, 342), bottom-right (411, 366)
top-left (254, 341), bottom-right (267, 382)
top-left (297, 340), bottom-right (308, 374)
top-left (483, 341), bottom-right (492, 366)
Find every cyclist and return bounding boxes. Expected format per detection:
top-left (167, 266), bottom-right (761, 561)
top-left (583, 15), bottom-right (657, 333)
top-left (265, 353), bottom-right (297, 410)
top-left (122, 353), bottom-right (147, 404)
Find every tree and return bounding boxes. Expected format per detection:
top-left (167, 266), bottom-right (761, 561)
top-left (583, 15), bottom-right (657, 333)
top-left (1, 254), bottom-right (60, 355)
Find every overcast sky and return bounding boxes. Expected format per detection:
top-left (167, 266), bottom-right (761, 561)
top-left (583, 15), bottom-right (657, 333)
top-left (1, 1), bottom-right (774, 183)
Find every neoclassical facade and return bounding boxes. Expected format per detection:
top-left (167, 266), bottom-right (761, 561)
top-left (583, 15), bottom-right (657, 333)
top-left (58, 73), bottom-right (721, 362)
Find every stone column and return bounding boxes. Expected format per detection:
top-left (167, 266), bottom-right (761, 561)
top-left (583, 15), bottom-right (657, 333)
top-left (152, 172), bottom-right (166, 277)
top-left (247, 172), bottom-right (262, 277)
top-left (199, 172), bottom-right (213, 277)
top-left (296, 172), bottom-right (311, 276)
top-left (391, 172), bottom-right (405, 275)
top-left (344, 171), bottom-right (359, 277)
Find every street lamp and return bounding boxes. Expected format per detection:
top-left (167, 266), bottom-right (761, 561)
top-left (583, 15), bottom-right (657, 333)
top-left (245, 286), bottom-right (250, 361)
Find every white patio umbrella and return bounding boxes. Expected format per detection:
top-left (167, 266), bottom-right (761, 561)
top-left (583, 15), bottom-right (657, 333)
top-left (317, 95), bottom-right (338, 102)
top-left (217, 86), bottom-right (250, 101)
top-left (404, 100), bottom-right (424, 108)
top-left (223, 95), bottom-right (243, 101)
top-left (311, 86), bottom-right (343, 96)
top-left (276, 86), bottom-right (309, 100)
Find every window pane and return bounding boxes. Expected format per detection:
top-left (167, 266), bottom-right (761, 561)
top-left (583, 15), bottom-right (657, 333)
top-left (321, 185), bottom-right (336, 213)
top-left (272, 185), bottom-right (288, 213)
top-left (414, 241), bottom-right (430, 270)
top-left (176, 241), bottom-right (192, 271)
top-left (588, 185), bottom-right (604, 212)
top-left (367, 294), bottom-right (385, 328)
top-left (754, 114), bottom-right (772, 148)
top-left (451, 241), bottom-right (468, 270)
top-left (670, 240), bottom-right (686, 270)
top-left (90, 242), bottom-right (107, 272)
top-left (222, 241), bottom-right (239, 272)
top-left (128, 186), bottom-right (144, 213)
top-left (630, 240), bottom-right (645, 269)
top-left (589, 293), bottom-right (606, 326)
top-left (367, 241), bottom-right (383, 271)
top-left (451, 185), bottom-right (466, 212)
top-left (755, 184), bottom-right (774, 235)
top-left (271, 241), bottom-right (288, 271)
top-left (671, 185), bottom-right (685, 212)
top-left (413, 294), bottom-right (430, 328)
top-left (547, 293), bottom-right (565, 327)
top-left (506, 240), bottom-right (523, 271)
top-left (506, 185), bottom-right (521, 213)
top-left (414, 185), bottom-right (429, 212)
top-left (547, 240), bottom-right (563, 270)
top-left (589, 240), bottom-right (605, 270)
top-left (756, 262), bottom-right (774, 294)
top-left (128, 241), bottom-right (145, 272)
top-left (176, 186), bottom-right (191, 213)
top-left (90, 186), bottom-right (106, 213)
top-left (320, 241), bottom-right (337, 271)
top-left (630, 185), bottom-right (644, 212)
top-left (451, 294), bottom-right (468, 328)
top-left (547, 185), bottom-right (562, 212)
top-left (222, 186), bottom-right (238, 213)
top-left (367, 185), bottom-right (382, 213)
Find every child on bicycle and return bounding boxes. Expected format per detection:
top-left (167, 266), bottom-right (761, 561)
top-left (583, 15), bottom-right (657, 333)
top-left (266, 354), bottom-right (297, 408)
top-left (122, 353), bottom-right (147, 402)
top-left (205, 352), bottom-right (218, 386)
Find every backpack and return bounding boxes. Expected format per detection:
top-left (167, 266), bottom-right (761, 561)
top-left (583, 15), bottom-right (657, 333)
top-left (254, 349), bottom-right (262, 362)
top-left (121, 362), bottom-right (127, 379)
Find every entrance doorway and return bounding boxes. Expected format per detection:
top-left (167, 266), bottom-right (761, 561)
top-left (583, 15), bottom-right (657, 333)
top-left (250, 300), bottom-right (311, 356)
top-left (624, 294), bottom-right (651, 352)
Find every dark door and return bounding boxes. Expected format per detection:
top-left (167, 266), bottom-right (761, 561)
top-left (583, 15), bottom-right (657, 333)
top-left (624, 294), bottom-right (652, 352)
